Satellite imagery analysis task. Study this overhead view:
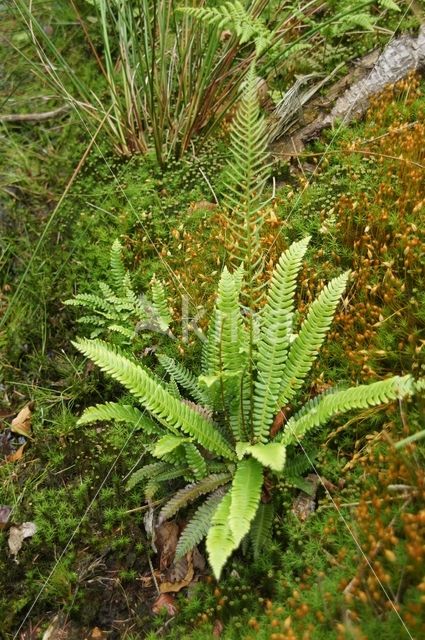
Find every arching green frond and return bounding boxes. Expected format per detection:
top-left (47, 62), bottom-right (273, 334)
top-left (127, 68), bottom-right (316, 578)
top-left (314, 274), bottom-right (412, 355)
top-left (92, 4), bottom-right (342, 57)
top-left (64, 293), bottom-right (111, 313)
top-left (206, 492), bottom-right (236, 580)
top-left (184, 443), bottom-right (208, 480)
top-left (282, 375), bottom-right (415, 445)
top-left (147, 467), bottom-right (190, 500)
top-left (109, 239), bottom-right (127, 293)
top-left (108, 324), bottom-right (135, 340)
top-left (278, 271), bottom-right (350, 407)
top-left (253, 237), bottom-right (311, 441)
top-left (78, 315), bottom-right (109, 326)
top-left (249, 502), bottom-right (274, 560)
top-left (246, 443), bottom-right (286, 472)
top-left (175, 489), bottom-right (226, 561)
top-left (158, 354), bottom-right (206, 405)
top-left (158, 473), bottom-right (232, 524)
top-left (229, 458), bottom-right (263, 546)
top-left (166, 377), bottom-right (181, 398)
top-left (154, 434), bottom-right (190, 458)
top-left (73, 339), bottom-right (234, 459)
top-left (77, 401), bottom-right (160, 434)
top-left (126, 462), bottom-right (169, 491)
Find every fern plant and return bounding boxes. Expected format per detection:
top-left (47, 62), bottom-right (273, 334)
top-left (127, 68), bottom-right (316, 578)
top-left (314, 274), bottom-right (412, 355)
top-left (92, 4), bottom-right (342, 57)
top-left (65, 239), bottom-right (171, 344)
top-left (71, 63), bottom-right (421, 580)
top-left (72, 237), bottom-right (420, 578)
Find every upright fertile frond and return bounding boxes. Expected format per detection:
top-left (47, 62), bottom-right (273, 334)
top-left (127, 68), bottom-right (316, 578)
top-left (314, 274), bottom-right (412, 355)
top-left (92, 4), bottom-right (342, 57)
top-left (158, 473), bottom-right (232, 524)
top-left (278, 271), bottom-right (350, 407)
top-left (229, 458), bottom-right (263, 546)
top-left (206, 492), bottom-right (236, 580)
top-left (175, 490), bottom-right (226, 561)
top-left (223, 63), bottom-right (270, 303)
top-left (249, 503), bottom-right (274, 559)
top-left (110, 239), bottom-right (127, 294)
top-left (253, 237), bottom-right (311, 441)
top-left (77, 401), bottom-right (160, 435)
top-left (281, 375), bottom-right (415, 445)
top-left (158, 354), bottom-right (206, 405)
top-left (73, 339), bottom-right (234, 459)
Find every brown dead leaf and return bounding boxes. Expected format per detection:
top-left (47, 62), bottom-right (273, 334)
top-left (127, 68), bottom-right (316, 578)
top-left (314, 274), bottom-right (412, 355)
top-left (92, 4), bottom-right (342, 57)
top-left (152, 593), bottom-right (179, 617)
top-left (11, 403), bottom-right (34, 438)
top-left (0, 505), bottom-right (12, 530)
top-left (155, 521), bottom-right (179, 570)
top-left (270, 407), bottom-right (290, 439)
top-left (8, 521), bottom-right (37, 557)
top-left (6, 443), bottom-right (26, 463)
top-left (160, 553), bottom-right (194, 593)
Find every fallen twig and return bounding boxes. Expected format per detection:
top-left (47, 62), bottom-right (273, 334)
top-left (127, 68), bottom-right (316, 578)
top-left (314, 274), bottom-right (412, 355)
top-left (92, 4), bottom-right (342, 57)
top-left (0, 105), bottom-right (69, 123)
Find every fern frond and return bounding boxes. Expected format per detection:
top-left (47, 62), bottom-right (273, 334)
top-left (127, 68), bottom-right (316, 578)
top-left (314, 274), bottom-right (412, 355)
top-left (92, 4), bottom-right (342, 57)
top-left (108, 324), bottom-right (135, 339)
top-left (282, 375), bottom-right (415, 445)
top-left (175, 489), bottom-right (226, 561)
top-left (250, 502), bottom-right (274, 560)
top-left (278, 271), bottom-right (350, 406)
top-left (182, 1), bottom-right (272, 55)
top-left (154, 434), bottom-right (190, 458)
top-left (77, 401), bottom-right (160, 434)
top-left (253, 237), bottom-right (310, 441)
top-left (158, 354), bottom-right (206, 405)
top-left (284, 446), bottom-right (317, 477)
top-left (73, 339), bottom-right (234, 458)
top-left (379, 0), bottom-right (400, 10)
top-left (229, 458), bottom-right (263, 546)
top-left (151, 278), bottom-right (172, 331)
top-left (146, 466), bottom-right (189, 488)
top-left (166, 377), bottom-right (181, 398)
top-left (184, 443), bottom-right (208, 479)
top-left (110, 239), bottom-right (127, 293)
top-left (206, 492), bottom-right (236, 580)
top-left (126, 462), bottom-right (169, 491)
top-left (158, 473), bottom-right (232, 524)
top-left (246, 442), bottom-right (286, 472)
top-left (223, 63), bottom-right (271, 303)
top-left (64, 293), bottom-right (111, 313)
top-left (77, 315), bottom-right (109, 326)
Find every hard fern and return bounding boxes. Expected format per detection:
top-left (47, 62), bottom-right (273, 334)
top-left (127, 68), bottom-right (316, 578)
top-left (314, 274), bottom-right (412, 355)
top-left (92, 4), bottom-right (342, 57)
top-left (65, 239), bottom-right (171, 344)
top-left (182, 1), bottom-right (273, 55)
